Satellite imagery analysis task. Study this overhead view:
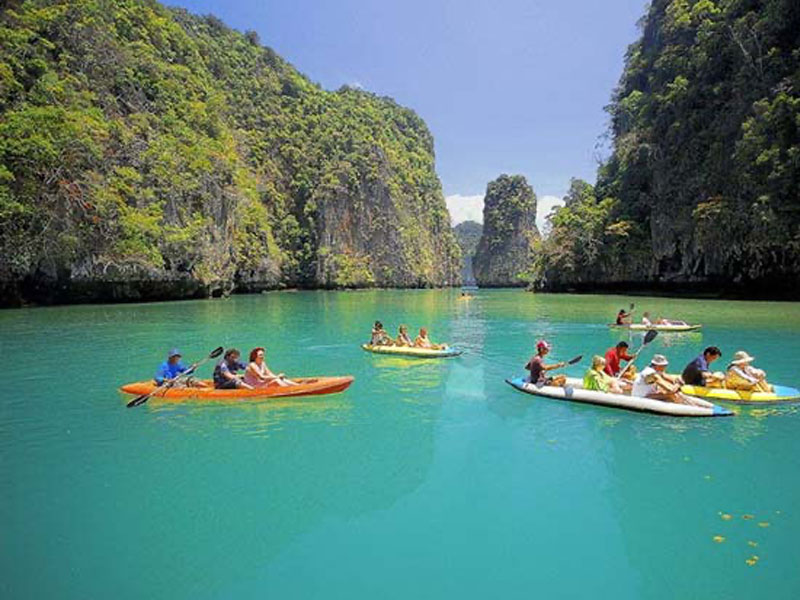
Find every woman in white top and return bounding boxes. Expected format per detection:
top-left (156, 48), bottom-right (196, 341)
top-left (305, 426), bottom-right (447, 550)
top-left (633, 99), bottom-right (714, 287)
top-left (244, 347), bottom-right (297, 388)
top-left (632, 354), bottom-right (711, 407)
top-left (641, 312), bottom-right (653, 327)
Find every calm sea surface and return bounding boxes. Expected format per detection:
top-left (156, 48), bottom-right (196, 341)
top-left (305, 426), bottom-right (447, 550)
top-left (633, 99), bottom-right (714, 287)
top-left (2, 289), bottom-right (800, 599)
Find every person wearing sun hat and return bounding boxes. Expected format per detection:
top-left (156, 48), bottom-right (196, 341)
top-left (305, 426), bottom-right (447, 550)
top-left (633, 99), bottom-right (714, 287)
top-left (632, 354), bottom-right (711, 406)
top-left (726, 351), bottom-right (772, 392)
top-left (525, 339), bottom-right (567, 386)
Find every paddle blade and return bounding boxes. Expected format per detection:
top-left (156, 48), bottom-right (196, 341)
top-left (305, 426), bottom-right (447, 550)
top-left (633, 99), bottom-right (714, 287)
top-left (643, 330), bottom-right (658, 345)
top-left (210, 346), bottom-right (224, 359)
top-left (629, 303), bottom-right (635, 311)
top-left (126, 394), bottom-right (149, 408)
top-left (567, 354), bottom-right (583, 365)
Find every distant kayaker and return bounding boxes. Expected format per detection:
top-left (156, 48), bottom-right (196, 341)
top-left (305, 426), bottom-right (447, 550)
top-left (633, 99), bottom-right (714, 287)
top-left (604, 341), bottom-right (635, 377)
top-left (584, 355), bottom-right (624, 394)
top-left (396, 325), bottom-right (413, 347)
top-left (414, 327), bottom-right (445, 350)
top-left (681, 346), bottom-right (724, 387)
top-left (370, 321), bottom-right (393, 346)
top-left (725, 351), bottom-right (773, 393)
top-left (616, 309), bottom-right (632, 325)
top-left (641, 312), bottom-right (653, 327)
top-left (154, 348), bottom-right (208, 388)
top-left (525, 340), bottom-right (567, 386)
top-left (244, 347), bottom-right (297, 388)
top-left (213, 348), bottom-right (253, 390)
top-left (632, 354), bottom-right (710, 406)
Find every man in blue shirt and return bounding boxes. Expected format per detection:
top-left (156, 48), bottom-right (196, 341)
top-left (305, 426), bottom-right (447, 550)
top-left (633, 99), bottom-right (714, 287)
top-left (681, 346), bottom-right (723, 386)
top-left (154, 348), bottom-right (188, 386)
top-left (213, 348), bottom-right (253, 390)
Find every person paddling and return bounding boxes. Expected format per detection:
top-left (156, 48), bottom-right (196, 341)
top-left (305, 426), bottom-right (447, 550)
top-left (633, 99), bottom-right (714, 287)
top-left (681, 346), bottom-right (724, 387)
top-left (604, 341), bottom-right (635, 377)
top-left (154, 348), bottom-right (208, 388)
top-left (525, 340), bottom-right (567, 386)
top-left (244, 347), bottom-right (297, 388)
top-left (616, 308), bottom-right (632, 325)
top-left (213, 348), bottom-right (253, 390)
top-left (632, 354), bottom-right (710, 406)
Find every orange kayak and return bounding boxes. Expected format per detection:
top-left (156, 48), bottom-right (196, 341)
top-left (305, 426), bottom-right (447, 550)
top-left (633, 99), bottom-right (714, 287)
top-left (119, 376), bottom-right (354, 402)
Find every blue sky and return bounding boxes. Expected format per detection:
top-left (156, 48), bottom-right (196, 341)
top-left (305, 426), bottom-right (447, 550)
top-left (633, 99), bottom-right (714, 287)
top-left (170, 0), bottom-right (646, 226)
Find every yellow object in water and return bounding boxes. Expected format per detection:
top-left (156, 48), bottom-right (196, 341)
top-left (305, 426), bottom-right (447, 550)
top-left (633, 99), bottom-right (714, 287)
top-left (681, 383), bottom-right (800, 404)
top-left (361, 343), bottom-right (462, 358)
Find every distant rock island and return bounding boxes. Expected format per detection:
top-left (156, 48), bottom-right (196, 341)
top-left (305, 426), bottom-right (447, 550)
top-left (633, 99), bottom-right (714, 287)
top-left (472, 175), bottom-right (539, 287)
top-left (453, 220), bottom-right (482, 285)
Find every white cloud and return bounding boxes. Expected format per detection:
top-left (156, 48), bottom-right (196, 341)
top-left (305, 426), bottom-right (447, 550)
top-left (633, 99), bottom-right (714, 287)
top-left (536, 195), bottom-right (565, 232)
top-left (446, 194), bottom-right (484, 225)
top-left (446, 192), bottom-right (565, 233)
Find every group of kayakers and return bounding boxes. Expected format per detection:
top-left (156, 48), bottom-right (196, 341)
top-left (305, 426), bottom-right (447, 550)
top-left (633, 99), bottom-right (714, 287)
top-left (370, 321), bottom-right (446, 350)
top-left (526, 339), bottom-right (773, 406)
top-left (615, 308), bottom-right (687, 327)
top-left (154, 347), bottom-right (296, 390)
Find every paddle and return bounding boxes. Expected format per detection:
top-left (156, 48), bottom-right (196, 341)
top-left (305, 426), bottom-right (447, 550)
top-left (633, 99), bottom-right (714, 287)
top-left (126, 346), bottom-right (224, 408)
top-left (618, 330), bottom-right (657, 379)
top-left (530, 355), bottom-right (582, 388)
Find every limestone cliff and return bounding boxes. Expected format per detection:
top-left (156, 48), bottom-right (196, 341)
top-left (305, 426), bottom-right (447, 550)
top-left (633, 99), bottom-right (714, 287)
top-left (532, 0), bottom-right (800, 298)
top-left (0, 1), bottom-right (460, 306)
top-left (472, 175), bottom-right (539, 287)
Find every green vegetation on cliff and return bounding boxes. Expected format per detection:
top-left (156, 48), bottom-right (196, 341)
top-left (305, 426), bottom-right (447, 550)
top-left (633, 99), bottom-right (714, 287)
top-left (533, 0), bottom-right (800, 295)
top-left (473, 174), bottom-right (538, 287)
top-left (0, 0), bottom-right (460, 305)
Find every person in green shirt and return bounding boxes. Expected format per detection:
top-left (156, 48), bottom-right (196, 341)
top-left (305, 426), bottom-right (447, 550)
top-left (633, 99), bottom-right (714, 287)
top-left (584, 355), bottom-right (624, 394)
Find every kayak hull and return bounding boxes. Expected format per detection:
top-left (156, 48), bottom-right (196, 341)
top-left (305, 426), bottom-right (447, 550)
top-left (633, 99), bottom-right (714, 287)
top-left (681, 383), bottom-right (800, 404)
top-left (506, 377), bottom-right (733, 417)
top-left (608, 323), bottom-right (702, 332)
top-left (361, 344), bottom-right (462, 358)
top-left (119, 376), bottom-right (354, 401)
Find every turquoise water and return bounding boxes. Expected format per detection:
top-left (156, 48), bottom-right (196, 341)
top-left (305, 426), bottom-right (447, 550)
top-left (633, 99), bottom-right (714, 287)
top-left (2, 289), bottom-right (800, 599)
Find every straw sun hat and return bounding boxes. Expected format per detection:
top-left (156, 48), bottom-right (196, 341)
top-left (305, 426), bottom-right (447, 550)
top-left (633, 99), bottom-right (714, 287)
top-left (650, 354), bottom-right (669, 366)
top-left (731, 351), bottom-right (755, 365)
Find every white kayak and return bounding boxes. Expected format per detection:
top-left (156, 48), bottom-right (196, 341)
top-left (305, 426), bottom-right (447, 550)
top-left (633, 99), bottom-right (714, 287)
top-left (506, 376), bottom-right (733, 417)
top-left (608, 323), bottom-right (702, 332)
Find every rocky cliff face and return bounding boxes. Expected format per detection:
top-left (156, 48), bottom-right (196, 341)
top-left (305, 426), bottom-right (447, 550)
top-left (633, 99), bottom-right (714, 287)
top-left (0, 1), bottom-right (460, 306)
top-left (453, 220), bottom-right (482, 285)
top-left (472, 175), bottom-right (539, 287)
top-left (533, 0), bottom-right (800, 297)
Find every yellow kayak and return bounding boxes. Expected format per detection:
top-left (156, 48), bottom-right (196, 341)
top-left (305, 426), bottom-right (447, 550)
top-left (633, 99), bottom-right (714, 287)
top-left (361, 344), bottom-right (462, 358)
top-left (681, 384), bottom-right (800, 404)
